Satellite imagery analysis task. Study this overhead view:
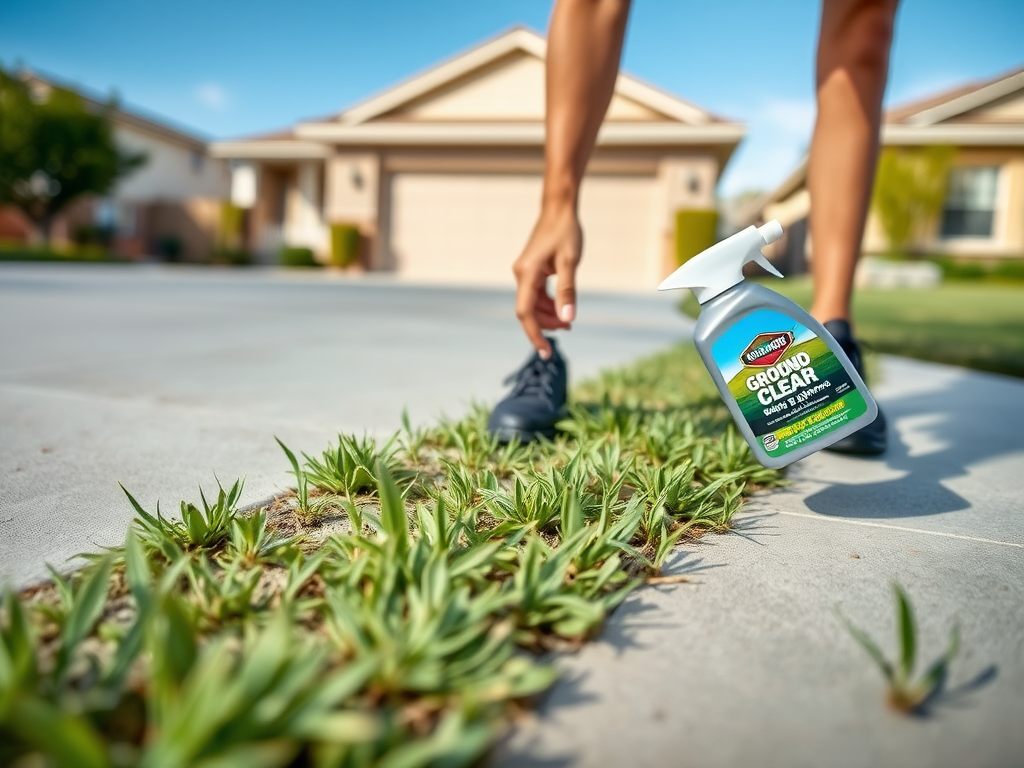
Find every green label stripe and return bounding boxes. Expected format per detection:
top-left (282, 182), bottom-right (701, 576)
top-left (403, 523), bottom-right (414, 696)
top-left (762, 390), bottom-right (868, 456)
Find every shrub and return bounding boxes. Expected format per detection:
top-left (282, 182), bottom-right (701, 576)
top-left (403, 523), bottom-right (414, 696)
top-left (994, 259), bottom-right (1024, 282)
top-left (71, 223), bottom-right (113, 248)
top-left (209, 247), bottom-right (251, 266)
top-left (279, 245), bottom-right (320, 268)
top-left (872, 146), bottom-right (955, 255)
top-left (219, 202), bottom-right (245, 245)
top-left (330, 223), bottom-right (361, 268)
top-left (930, 256), bottom-right (1024, 283)
top-left (675, 209), bottom-right (718, 266)
top-left (154, 235), bottom-right (182, 262)
top-left (0, 244), bottom-right (117, 262)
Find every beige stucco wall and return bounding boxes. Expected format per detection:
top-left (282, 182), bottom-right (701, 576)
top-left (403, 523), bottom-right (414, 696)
top-left (325, 153), bottom-right (380, 225)
top-left (1002, 155), bottom-right (1024, 253)
top-left (273, 147), bottom-right (724, 286)
top-left (384, 52), bottom-right (665, 123)
top-left (865, 149), bottom-right (1024, 257)
top-left (114, 125), bottom-right (229, 202)
top-left (773, 148), bottom-right (1024, 259)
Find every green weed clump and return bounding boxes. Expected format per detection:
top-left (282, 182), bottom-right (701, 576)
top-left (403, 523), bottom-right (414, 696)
top-left (836, 582), bottom-right (961, 714)
top-left (1, 343), bottom-right (783, 767)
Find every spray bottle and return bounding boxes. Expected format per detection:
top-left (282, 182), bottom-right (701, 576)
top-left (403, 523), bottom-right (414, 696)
top-left (659, 219), bottom-right (878, 469)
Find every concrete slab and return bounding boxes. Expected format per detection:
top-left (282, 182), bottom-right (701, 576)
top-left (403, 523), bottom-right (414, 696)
top-left (495, 354), bottom-right (1024, 768)
top-left (0, 264), bottom-right (689, 585)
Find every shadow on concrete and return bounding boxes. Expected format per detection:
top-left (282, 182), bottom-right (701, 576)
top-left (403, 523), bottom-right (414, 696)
top-left (805, 363), bottom-right (1024, 519)
top-left (916, 664), bottom-right (999, 718)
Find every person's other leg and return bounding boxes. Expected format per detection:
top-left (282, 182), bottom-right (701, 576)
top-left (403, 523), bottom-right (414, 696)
top-left (808, 0), bottom-right (898, 325)
top-left (809, 0), bottom-right (898, 455)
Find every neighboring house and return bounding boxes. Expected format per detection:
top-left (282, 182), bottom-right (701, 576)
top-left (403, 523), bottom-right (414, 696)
top-left (211, 27), bottom-right (745, 290)
top-left (4, 70), bottom-right (229, 260)
top-left (761, 64), bottom-right (1024, 270)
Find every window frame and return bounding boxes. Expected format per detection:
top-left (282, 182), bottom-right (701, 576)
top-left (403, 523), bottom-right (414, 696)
top-left (940, 165), bottom-right (1000, 241)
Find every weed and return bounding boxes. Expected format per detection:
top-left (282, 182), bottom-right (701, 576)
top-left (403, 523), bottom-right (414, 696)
top-left (3, 342), bottom-right (785, 766)
top-left (121, 477), bottom-right (243, 553)
top-left (305, 433), bottom-right (403, 497)
top-left (836, 582), bottom-right (961, 713)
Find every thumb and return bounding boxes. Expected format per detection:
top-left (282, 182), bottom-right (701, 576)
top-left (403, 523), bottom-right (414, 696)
top-left (555, 258), bottom-right (577, 325)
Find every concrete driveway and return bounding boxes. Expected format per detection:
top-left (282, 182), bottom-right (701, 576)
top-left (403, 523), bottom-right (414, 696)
top-left (3, 263), bottom-right (1022, 767)
top-left (0, 264), bottom-right (689, 585)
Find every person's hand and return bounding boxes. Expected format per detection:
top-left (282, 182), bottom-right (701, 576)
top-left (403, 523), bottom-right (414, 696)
top-left (512, 203), bottom-right (582, 359)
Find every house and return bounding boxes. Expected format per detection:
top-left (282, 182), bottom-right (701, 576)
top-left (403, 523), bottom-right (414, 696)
top-left (3, 70), bottom-right (230, 260)
top-left (761, 64), bottom-right (1024, 269)
top-left (211, 27), bottom-right (745, 290)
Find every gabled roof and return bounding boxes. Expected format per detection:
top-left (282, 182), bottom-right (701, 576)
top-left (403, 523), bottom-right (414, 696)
top-left (759, 62), bottom-right (1024, 212)
top-left (335, 26), bottom-right (724, 127)
top-left (19, 69), bottom-right (211, 152)
top-left (213, 27), bottom-right (744, 159)
top-left (881, 62), bottom-right (1024, 145)
top-left (885, 63), bottom-right (1024, 126)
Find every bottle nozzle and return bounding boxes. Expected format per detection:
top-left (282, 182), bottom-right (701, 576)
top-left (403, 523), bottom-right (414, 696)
top-left (657, 219), bottom-right (786, 300)
top-left (758, 220), bottom-right (783, 245)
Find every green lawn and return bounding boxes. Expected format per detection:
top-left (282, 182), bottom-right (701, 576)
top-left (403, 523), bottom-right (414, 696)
top-left (686, 278), bottom-right (1024, 378)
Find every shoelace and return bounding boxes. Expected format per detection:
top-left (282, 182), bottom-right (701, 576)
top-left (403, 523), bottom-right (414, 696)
top-left (503, 355), bottom-right (558, 402)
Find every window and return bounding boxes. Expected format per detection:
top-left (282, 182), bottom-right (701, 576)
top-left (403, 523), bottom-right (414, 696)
top-left (95, 198), bottom-right (116, 229)
top-left (117, 203), bottom-right (138, 237)
top-left (191, 150), bottom-right (205, 174)
top-left (941, 166), bottom-right (999, 238)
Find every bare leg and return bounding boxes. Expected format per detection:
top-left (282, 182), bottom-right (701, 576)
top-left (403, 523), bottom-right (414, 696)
top-left (808, 0), bottom-right (899, 325)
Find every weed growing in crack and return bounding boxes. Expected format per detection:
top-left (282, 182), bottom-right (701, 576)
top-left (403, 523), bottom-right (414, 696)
top-left (305, 433), bottom-right (405, 498)
top-left (2, 342), bottom-right (788, 767)
top-left (836, 581), bottom-right (961, 714)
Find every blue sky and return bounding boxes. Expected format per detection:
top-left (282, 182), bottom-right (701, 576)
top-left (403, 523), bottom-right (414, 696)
top-left (1, 0), bottom-right (1021, 196)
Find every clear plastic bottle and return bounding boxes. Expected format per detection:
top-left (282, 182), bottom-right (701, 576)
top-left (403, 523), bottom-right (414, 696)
top-left (659, 220), bottom-right (878, 468)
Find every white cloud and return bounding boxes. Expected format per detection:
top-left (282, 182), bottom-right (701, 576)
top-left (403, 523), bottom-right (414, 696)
top-left (196, 82), bottom-right (228, 111)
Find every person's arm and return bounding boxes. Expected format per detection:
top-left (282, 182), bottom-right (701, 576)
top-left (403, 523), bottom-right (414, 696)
top-left (514, 0), bottom-right (631, 358)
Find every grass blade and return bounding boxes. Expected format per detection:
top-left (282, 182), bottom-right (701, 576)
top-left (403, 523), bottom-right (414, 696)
top-left (894, 582), bottom-right (917, 683)
top-left (834, 605), bottom-right (894, 684)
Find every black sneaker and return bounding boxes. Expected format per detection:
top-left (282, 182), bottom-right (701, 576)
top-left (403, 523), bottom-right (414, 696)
top-left (823, 319), bottom-right (887, 456)
top-left (487, 338), bottom-right (568, 443)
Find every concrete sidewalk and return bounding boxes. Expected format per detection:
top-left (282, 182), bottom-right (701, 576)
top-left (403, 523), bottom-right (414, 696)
top-left (3, 265), bottom-right (1021, 767)
top-left (0, 264), bottom-right (687, 585)
top-left (495, 356), bottom-right (1024, 768)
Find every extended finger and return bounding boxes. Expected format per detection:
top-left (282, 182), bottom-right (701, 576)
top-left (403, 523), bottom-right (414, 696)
top-left (555, 255), bottom-right (578, 324)
top-left (516, 286), bottom-right (552, 359)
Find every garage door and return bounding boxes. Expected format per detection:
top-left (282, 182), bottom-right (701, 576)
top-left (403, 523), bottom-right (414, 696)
top-left (385, 172), bottom-right (656, 291)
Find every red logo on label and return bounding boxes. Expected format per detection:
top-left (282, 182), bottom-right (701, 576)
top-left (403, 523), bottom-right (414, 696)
top-left (741, 331), bottom-right (794, 367)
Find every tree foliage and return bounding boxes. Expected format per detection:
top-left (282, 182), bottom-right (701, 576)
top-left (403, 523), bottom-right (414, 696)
top-left (871, 145), bottom-right (956, 256)
top-left (0, 68), bottom-right (146, 240)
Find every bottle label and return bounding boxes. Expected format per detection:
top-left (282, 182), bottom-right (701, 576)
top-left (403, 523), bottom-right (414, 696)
top-left (711, 309), bottom-right (868, 458)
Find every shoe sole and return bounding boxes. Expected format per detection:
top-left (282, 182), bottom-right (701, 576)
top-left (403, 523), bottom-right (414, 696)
top-left (823, 434), bottom-right (887, 456)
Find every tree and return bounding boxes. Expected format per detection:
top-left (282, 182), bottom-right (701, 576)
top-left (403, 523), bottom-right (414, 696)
top-left (871, 145), bottom-right (955, 256)
top-left (0, 68), bottom-right (146, 242)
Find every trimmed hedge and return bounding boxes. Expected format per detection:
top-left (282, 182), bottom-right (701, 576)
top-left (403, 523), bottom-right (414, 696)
top-left (330, 223), bottom-right (361, 268)
top-left (220, 202), bottom-right (246, 243)
top-left (278, 245), bottom-right (320, 268)
top-left (209, 247), bottom-right (252, 266)
top-left (932, 256), bottom-right (1024, 283)
top-left (0, 245), bottom-right (119, 263)
top-left (674, 209), bottom-right (718, 266)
